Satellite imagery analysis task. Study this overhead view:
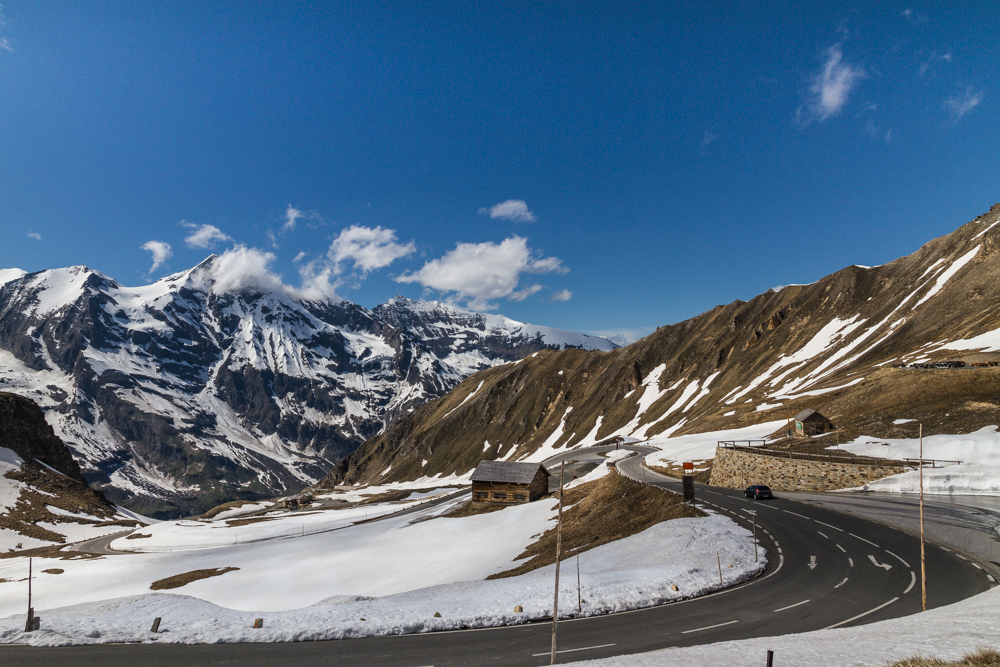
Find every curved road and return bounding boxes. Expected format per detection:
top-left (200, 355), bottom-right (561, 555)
top-left (4, 446), bottom-right (995, 666)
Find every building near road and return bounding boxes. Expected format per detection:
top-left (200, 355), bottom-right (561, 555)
top-left (794, 409), bottom-right (833, 436)
top-left (471, 461), bottom-right (550, 504)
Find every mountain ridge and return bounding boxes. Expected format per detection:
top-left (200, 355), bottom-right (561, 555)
top-left (0, 259), bottom-right (616, 517)
top-left (321, 203), bottom-right (1000, 487)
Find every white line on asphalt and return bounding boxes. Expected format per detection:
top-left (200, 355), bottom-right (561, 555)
top-left (849, 558), bottom-right (854, 567)
top-left (886, 550), bottom-right (911, 568)
top-left (988, 575), bottom-right (996, 583)
top-left (774, 599), bottom-right (810, 612)
top-left (532, 644), bottom-right (616, 657)
top-left (784, 510), bottom-right (809, 519)
top-left (972, 563), bottom-right (982, 570)
top-left (850, 533), bottom-right (880, 547)
top-left (815, 521), bottom-right (844, 532)
top-left (956, 553), bottom-right (968, 560)
top-left (904, 571), bottom-right (916, 594)
top-left (868, 555), bottom-right (893, 570)
top-left (835, 577), bottom-right (849, 589)
top-left (836, 544), bottom-right (846, 553)
top-left (682, 620), bottom-right (739, 634)
top-left (817, 531), bottom-right (828, 539)
top-left (824, 597), bottom-right (900, 629)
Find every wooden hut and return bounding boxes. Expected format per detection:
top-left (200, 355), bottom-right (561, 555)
top-left (794, 409), bottom-right (833, 436)
top-left (470, 461), bottom-right (550, 504)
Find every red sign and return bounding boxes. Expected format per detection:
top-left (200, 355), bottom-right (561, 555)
top-left (683, 461), bottom-right (694, 471)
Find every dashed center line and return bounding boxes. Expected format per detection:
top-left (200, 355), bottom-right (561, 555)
top-left (850, 533), bottom-right (880, 548)
top-left (836, 544), bottom-right (846, 553)
top-left (532, 644), bottom-right (616, 657)
top-left (784, 510), bottom-right (809, 519)
top-left (773, 599), bottom-right (810, 612)
top-left (815, 521), bottom-right (844, 532)
top-left (886, 550), bottom-right (910, 568)
top-left (682, 620), bottom-right (738, 634)
top-left (835, 577), bottom-right (849, 589)
top-left (904, 571), bottom-right (916, 595)
top-left (817, 531), bottom-right (829, 539)
top-left (848, 558), bottom-right (854, 567)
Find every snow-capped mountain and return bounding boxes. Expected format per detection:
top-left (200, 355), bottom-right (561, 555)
top-left (0, 257), bottom-right (615, 517)
top-left (324, 204), bottom-right (1000, 487)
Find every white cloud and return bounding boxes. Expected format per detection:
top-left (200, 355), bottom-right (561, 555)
top-left (919, 51), bottom-right (953, 77)
top-left (701, 129), bottom-right (718, 148)
top-left (395, 236), bottom-right (567, 310)
top-left (509, 284), bottom-right (543, 302)
top-left (183, 245), bottom-right (343, 302)
top-left (282, 204), bottom-right (320, 232)
top-left (944, 87), bottom-right (983, 120)
top-left (327, 225), bottom-right (415, 275)
top-left (293, 251), bottom-right (307, 263)
top-left (141, 241), bottom-right (172, 274)
top-left (478, 200), bottom-right (537, 223)
top-left (26, 231), bottom-right (42, 241)
top-left (551, 289), bottom-right (573, 302)
top-left (0, 38), bottom-right (10, 52)
top-left (181, 222), bottom-right (232, 249)
top-left (800, 43), bottom-right (866, 122)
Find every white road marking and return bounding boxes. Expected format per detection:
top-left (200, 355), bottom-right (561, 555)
top-left (904, 571), bottom-right (916, 594)
top-left (988, 575), bottom-right (996, 583)
top-left (777, 547), bottom-right (783, 554)
top-left (956, 553), bottom-right (968, 560)
top-left (816, 521), bottom-right (844, 532)
top-left (836, 544), bottom-right (846, 553)
top-left (774, 599), bottom-right (810, 612)
top-left (808, 555), bottom-right (817, 570)
top-left (850, 533), bottom-right (880, 548)
top-left (817, 531), bottom-right (829, 539)
top-left (681, 620), bottom-right (738, 634)
top-left (869, 555), bottom-right (892, 570)
top-left (784, 510), bottom-right (809, 519)
top-left (849, 558), bottom-right (854, 567)
top-left (972, 563), bottom-right (982, 570)
top-left (835, 577), bottom-right (849, 589)
top-left (824, 597), bottom-right (900, 629)
top-left (532, 644), bottom-right (616, 657)
top-left (886, 550), bottom-right (910, 568)
top-left (742, 509), bottom-right (757, 516)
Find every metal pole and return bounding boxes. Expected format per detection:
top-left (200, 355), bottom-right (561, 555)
top-left (577, 552), bottom-right (582, 614)
top-left (753, 516), bottom-right (758, 562)
top-left (550, 461), bottom-right (565, 665)
top-left (717, 552), bottom-right (723, 584)
top-left (920, 423), bottom-right (926, 612)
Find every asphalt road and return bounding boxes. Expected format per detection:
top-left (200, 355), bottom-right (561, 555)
top-left (4, 447), bottom-right (994, 667)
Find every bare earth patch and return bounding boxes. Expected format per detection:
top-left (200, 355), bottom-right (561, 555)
top-left (42, 568), bottom-right (64, 574)
top-left (126, 532), bottom-right (152, 540)
top-left (441, 500), bottom-right (507, 518)
top-left (150, 567), bottom-right (240, 591)
top-left (487, 470), bottom-right (704, 579)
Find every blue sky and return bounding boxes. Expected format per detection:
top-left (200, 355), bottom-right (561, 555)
top-left (1, 2), bottom-right (996, 341)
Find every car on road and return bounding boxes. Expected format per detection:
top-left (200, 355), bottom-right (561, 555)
top-left (745, 484), bottom-right (772, 500)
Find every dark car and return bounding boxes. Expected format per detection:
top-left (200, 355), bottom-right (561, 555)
top-left (744, 484), bottom-right (772, 500)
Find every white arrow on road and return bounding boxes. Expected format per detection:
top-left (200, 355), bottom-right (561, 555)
top-left (808, 555), bottom-right (817, 570)
top-left (869, 555), bottom-right (892, 570)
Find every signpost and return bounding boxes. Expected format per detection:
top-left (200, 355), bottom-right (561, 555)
top-left (682, 461), bottom-right (695, 502)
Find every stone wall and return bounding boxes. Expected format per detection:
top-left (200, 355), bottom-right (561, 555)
top-left (709, 447), bottom-right (908, 492)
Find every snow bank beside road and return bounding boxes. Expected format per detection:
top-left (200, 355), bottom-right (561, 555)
top-left (0, 513), bottom-right (763, 646)
top-left (838, 426), bottom-right (1000, 495)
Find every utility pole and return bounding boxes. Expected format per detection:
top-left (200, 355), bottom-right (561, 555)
top-left (920, 422), bottom-right (926, 612)
top-left (550, 461), bottom-right (565, 665)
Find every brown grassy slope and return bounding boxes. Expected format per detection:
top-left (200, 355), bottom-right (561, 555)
top-left (322, 204), bottom-right (1000, 487)
top-left (488, 471), bottom-right (703, 579)
top-left (888, 649), bottom-right (1000, 667)
top-left (150, 567), bottom-right (240, 590)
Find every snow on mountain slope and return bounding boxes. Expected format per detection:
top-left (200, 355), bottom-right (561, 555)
top-left (326, 203), bottom-right (1000, 487)
top-left (0, 261), bottom-right (616, 517)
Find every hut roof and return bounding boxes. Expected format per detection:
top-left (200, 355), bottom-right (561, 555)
top-left (795, 408), bottom-right (829, 422)
top-left (471, 460), bottom-right (549, 485)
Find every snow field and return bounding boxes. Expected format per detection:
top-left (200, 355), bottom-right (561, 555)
top-left (0, 484), bottom-right (764, 646)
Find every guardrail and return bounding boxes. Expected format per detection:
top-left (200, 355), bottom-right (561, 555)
top-left (717, 442), bottom-right (961, 469)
